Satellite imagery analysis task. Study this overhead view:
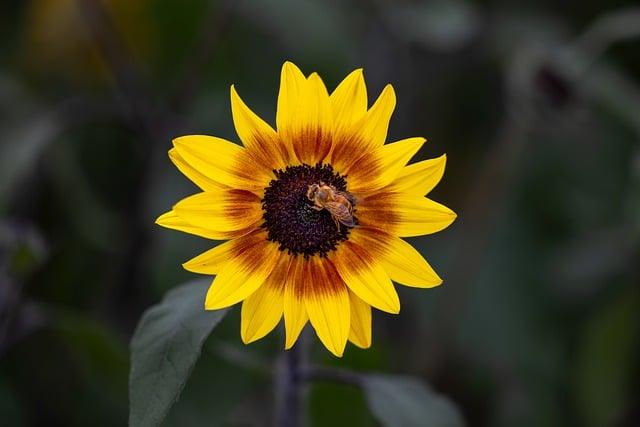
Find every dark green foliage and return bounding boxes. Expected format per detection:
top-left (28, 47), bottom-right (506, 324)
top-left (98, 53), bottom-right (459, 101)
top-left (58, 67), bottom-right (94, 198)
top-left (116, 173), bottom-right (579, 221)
top-left (129, 281), bottom-right (227, 426)
top-left (363, 375), bottom-right (465, 427)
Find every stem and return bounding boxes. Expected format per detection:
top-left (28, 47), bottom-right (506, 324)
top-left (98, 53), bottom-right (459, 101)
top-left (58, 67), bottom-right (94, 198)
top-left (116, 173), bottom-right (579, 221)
top-left (280, 346), bottom-right (301, 427)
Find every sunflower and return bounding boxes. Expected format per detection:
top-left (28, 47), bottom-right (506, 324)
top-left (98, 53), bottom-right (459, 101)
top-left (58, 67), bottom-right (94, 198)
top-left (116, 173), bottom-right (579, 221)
top-left (157, 62), bottom-right (456, 357)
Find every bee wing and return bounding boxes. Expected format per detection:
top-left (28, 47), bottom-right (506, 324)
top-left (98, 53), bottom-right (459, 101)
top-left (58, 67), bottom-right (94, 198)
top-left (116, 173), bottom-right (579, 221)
top-left (334, 191), bottom-right (358, 205)
top-left (326, 202), bottom-right (356, 227)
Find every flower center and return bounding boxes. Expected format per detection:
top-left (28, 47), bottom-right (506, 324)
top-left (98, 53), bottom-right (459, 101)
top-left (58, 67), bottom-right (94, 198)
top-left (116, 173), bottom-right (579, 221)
top-left (261, 163), bottom-right (357, 258)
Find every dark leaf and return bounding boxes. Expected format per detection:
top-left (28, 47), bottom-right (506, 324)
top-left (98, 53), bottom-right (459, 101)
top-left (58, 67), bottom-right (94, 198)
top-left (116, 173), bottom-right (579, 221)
top-left (129, 280), bottom-right (227, 427)
top-left (362, 374), bottom-right (465, 427)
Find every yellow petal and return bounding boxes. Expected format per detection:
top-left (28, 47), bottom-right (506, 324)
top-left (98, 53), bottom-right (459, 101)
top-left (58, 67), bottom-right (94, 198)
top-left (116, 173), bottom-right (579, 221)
top-left (172, 135), bottom-right (269, 193)
top-left (240, 255), bottom-right (289, 344)
top-left (392, 195), bottom-right (457, 237)
top-left (156, 210), bottom-right (221, 240)
top-left (330, 68), bottom-right (367, 132)
top-left (348, 137), bottom-right (425, 193)
top-left (172, 190), bottom-right (262, 240)
top-left (205, 232), bottom-right (280, 309)
top-left (304, 258), bottom-right (350, 357)
top-left (182, 239), bottom-right (236, 274)
top-left (289, 72), bottom-right (333, 164)
top-left (376, 137), bottom-right (425, 182)
top-left (276, 61), bottom-right (306, 136)
top-left (382, 236), bottom-right (442, 288)
top-left (357, 192), bottom-right (456, 237)
top-left (392, 154), bottom-right (447, 196)
top-left (329, 84), bottom-right (396, 172)
top-left (330, 240), bottom-right (400, 314)
top-left (168, 148), bottom-right (227, 192)
top-left (183, 230), bottom-right (270, 275)
top-left (305, 72), bottom-right (333, 130)
top-left (348, 291), bottom-right (371, 349)
top-left (357, 84), bottom-right (395, 148)
top-left (230, 85), bottom-right (291, 168)
top-left (284, 256), bottom-right (309, 349)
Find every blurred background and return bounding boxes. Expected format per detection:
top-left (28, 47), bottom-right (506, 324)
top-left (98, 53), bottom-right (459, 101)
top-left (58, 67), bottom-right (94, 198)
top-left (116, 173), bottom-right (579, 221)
top-left (1, 0), bottom-right (639, 426)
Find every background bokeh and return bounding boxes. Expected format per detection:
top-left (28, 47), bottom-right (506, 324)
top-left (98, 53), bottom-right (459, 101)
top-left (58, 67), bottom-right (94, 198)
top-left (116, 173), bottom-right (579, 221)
top-left (1, 0), bottom-right (639, 426)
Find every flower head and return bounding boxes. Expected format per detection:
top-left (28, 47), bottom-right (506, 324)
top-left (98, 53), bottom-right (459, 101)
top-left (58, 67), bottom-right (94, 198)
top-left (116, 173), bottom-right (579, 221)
top-left (157, 62), bottom-right (456, 356)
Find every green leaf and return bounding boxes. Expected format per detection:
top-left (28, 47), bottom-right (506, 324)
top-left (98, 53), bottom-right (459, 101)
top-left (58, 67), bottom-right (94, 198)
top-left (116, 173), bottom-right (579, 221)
top-left (129, 279), bottom-right (227, 427)
top-left (362, 375), bottom-right (465, 427)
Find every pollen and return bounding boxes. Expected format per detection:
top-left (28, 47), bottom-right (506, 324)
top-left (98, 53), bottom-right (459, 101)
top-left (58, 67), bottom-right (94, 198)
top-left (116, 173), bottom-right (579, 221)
top-left (261, 163), bottom-right (357, 258)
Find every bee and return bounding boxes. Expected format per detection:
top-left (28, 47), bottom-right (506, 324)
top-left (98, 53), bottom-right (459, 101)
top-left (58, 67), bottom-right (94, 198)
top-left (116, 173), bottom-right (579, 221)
top-left (307, 182), bottom-right (356, 229)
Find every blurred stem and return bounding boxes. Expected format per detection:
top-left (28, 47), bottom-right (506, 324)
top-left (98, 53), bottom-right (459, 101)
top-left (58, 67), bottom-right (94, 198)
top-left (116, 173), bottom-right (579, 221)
top-left (282, 346), bottom-right (302, 427)
top-left (280, 346), bottom-right (302, 427)
top-left (571, 7), bottom-right (640, 69)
